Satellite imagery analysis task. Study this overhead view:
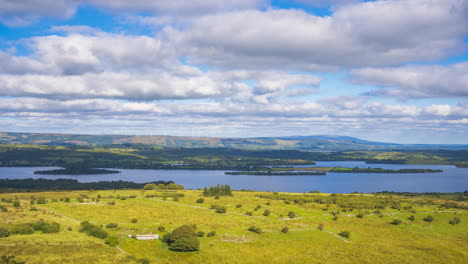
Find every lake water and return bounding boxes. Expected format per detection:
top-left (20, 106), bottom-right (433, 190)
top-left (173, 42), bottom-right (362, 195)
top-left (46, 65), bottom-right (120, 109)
top-left (0, 161), bottom-right (467, 193)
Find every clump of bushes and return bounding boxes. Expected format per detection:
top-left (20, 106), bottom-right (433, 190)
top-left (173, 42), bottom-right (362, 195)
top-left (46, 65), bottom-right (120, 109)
top-left (248, 226), bottom-right (262, 234)
top-left (281, 227), bottom-right (289, 233)
top-left (11, 224), bottom-right (34, 235)
top-left (263, 209), bottom-right (271, 216)
top-left (236, 204), bottom-right (242, 208)
top-left (0, 227), bottom-right (10, 238)
top-left (206, 231), bottom-right (216, 237)
top-left (197, 231), bottom-right (205, 237)
top-left (131, 218), bottom-right (138, 223)
top-left (288, 211), bottom-right (296, 218)
top-left (104, 235), bottom-right (119, 246)
top-left (448, 217), bottom-right (461, 225)
top-left (408, 215), bottom-right (415, 221)
top-left (80, 221), bottom-right (108, 239)
top-left (423, 215), bottom-right (434, 222)
top-left (390, 219), bottom-right (402, 225)
top-left (196, 198), bottom-right (204, 203)
top-left (356, 213), bottom-right (364, 219)
top-left (32, 220), bottom-right (60, 233)
top-left (106, 223), bottom-right (118, 228)
top-left (245, 211), bottom-right (253, 216)
top-left (338, 231), bottom-right (350, 238)
top-left (162, 225), bottom-right (200, 252)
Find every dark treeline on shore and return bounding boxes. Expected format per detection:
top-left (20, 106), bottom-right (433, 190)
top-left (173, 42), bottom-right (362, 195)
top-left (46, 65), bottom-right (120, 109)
top-left (0, 178), bottom-right (174, 191)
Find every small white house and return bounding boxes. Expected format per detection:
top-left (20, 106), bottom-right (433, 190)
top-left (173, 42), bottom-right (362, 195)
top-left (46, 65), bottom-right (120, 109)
top-left (136, 234), bottom-right (159, 240)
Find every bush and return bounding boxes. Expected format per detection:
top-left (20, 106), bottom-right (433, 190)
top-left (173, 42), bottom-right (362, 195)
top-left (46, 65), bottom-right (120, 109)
top-left (281, 227), bottom-right (289, 233)
top-left (169, 237), bottom-right (200, 252)
top-left (104, 235), bottom-right (119, 246)
top-left (158, 226), bottom-right (166, 232)
top-left (236, 204), bottom-right (242, 208)
top-left (11, 224), bottom-right (34, 235)
top-left (108, 201), bottom-right (116, 205)
top-left (245, 211), bottom-right (253, 216)
top-left (196, 198), bottom-right (204, 203)
top-left (165, 225), bottom-right (200, 252)
top-left (206, 231), bottom-right (216, 237)
top-left (338, 231), bottom-right (350, 238)
top-left (333, 216), bottom-right (338, 221)
top-left (197, 231), bottom-right (205, 237)
top-left (288, 211), bottom-right (296, 218)
top-left (390, 219), bottom-right (402, 225)
top-left (106, 223), bottom-right (118, 228)
top-left (0, 227), bottom-right (10, 238)
top-left (263, 209), bottom-right (271, 216)
top-left (448, 217), bottom-right (461, 225)
top-left (215, 206), bottom-right (227, 213)
top-left (12, 201), bottom-right (20, 208)
top-left (423, 215), bottom-right (434, 222)
top-left (248, 226), bottom-right (262, 234)
top-left (80, 221), bottom-right (108, 239)
top-left (131, 218), bottom-right (138, 223)
top-left (0, 255), bottom-right (25, 264)
top-left (408, 215), bottom-right (415, 221)
top-left (356, 213), bottom-right (364, 218)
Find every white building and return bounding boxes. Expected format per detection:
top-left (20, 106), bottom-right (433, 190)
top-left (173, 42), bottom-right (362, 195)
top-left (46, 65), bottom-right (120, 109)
top-left (136, 234), bottom-right (159, 240)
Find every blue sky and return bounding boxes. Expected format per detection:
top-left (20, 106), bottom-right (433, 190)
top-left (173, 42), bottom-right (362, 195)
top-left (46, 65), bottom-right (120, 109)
top-left (0, 0), bottom-right (467, 144)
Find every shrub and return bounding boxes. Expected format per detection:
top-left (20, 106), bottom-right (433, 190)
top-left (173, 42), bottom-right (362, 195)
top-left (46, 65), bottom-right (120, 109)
top-left (408, 215), bottom-right (415, 221)
top-left (12, 201), bottom-right (20, 208)
top-left (29, 207), bottom-right (37, 211)
top-left (448, 217), bottom-right (461, 225)
top-left (1, 207), bottom-right (7, 212)
top-left (236, 204), bottom-right (242, 208)
top-left (197, 231), bottom-right (205, 237)
top-left (11, 224), bottom-right (34, 235)
top-left (165, 225), bottom-right (200, 252)
top-left (131, 218), bottom-right (138, 223)
top-left (106, 223), bottom-right (118, 228)
top-left (248, 226), bottom-right (262, 234)
top-left (333, 216), bottom-right (338, 221)
top-left (32, 221), bottom-right (60, 233)
top-left (206, 231), bottom-right (216, 237)
top-left (356, 213), bottom-right (364, 218)
top-left (245, 211), bottom-right (253, 216)
top-left (390, 219), bottom-right (402, 225)
top-left (281, 227), bottom-right (289, 233)
top-left (80, 221), bottom-right (108, 239)
top-left (0, 255), bottom-right (25, 264)
top-left (215, 206), bottom-right (227, 213)
top-left (423, 215), bottom-right (434, 222)
top-left (108, 201), bottom-right (116, 205)
top-left (196, 198), bottom-right (204, 203)
top-left (0, 227), bottom-right (10, 238)
top-left (169, 237), bottom-right (200, 252)
top-left (104, 236), bottom-right (119, 246)
top-left (263, 209), bottom-right (271, 216)
top-left (158, 226), bottom-right (166, 232)
top-left (288, 211), bottom-right (296, 218)
top-left (338, 231), bottom-right (350, 238)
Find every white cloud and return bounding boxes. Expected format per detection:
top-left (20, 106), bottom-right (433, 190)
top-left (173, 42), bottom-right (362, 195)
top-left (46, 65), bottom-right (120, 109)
top-left (168, 0), bottom-right (468, 70)
top-left (350, 62), bottom-right (468, 99)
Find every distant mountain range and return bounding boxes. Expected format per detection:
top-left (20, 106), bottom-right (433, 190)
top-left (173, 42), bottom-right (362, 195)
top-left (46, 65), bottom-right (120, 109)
top-left (1, 132), bottom-right (467, 151)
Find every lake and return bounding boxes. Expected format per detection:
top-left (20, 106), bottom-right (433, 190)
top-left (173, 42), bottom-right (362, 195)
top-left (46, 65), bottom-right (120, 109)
top-left (0, 161), bottom-right (466, 193)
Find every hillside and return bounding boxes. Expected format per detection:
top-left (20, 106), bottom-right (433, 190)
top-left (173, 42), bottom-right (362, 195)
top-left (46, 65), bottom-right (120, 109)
top-left (1, 132), bottom-right (467, 151)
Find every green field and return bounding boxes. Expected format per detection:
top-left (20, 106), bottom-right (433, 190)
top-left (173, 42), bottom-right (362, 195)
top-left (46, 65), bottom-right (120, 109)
top-left (0, 189), bottom-right (466, 264)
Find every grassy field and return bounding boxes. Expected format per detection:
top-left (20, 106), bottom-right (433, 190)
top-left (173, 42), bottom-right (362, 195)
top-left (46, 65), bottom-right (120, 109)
top-left (0, 189), bottom-right (466, 263)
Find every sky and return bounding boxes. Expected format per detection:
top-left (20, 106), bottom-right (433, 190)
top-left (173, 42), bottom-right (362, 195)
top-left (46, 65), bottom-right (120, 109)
top-left (0, 0), bottom-right (467, 144)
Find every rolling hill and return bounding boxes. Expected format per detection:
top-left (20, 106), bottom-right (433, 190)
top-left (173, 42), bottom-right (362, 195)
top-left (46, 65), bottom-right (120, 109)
top-left (1, 132), bottom-right (467, 151)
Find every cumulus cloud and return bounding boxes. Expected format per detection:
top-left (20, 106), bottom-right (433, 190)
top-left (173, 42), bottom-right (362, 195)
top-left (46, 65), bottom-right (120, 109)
top-left (167, 0), bottom-right (468, 70)
top-left (350, 62), bottom-right (468, 99)
top-left (0, 0), bottom-right (266, 27)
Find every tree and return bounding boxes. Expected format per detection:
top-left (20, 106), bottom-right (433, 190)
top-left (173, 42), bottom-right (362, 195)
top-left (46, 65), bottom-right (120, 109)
top-left (164, 225), bottom-right (200, 252)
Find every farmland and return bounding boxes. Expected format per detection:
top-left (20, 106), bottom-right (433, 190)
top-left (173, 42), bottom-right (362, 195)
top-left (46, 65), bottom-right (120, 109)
top-left (0, 188), bottom-right (466, 263)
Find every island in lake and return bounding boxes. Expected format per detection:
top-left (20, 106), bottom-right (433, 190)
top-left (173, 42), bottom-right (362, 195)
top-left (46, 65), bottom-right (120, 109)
top-left (34, 168), bottom-right (121, 175)
top-left (251, 166), bottom-right (443, 174)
